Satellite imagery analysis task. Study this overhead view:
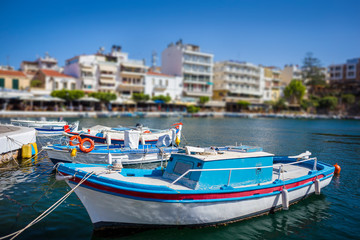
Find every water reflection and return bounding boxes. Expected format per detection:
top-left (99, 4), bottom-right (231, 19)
top-left (91, 195), bottom-right (331, 240)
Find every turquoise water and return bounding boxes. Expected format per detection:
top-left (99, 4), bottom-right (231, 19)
top-left (0, 117), bottom-right (360, 239)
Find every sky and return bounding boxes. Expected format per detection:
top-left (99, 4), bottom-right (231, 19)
top-left (1, 0), bottom-right (359, 70)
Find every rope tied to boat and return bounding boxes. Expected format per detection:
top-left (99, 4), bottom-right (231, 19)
top-left (0, 171), bottom-right (95, 240)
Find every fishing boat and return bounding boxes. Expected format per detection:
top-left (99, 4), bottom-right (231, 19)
top-left (66, 122), bottom-right (182, 145)
top-left (56, 145), bottom-right (334, 230)
top-left (11, 119), bottom-right (79, 136)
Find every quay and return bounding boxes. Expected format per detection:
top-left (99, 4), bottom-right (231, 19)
top-left (1, 110), bottom-right (359, 120)
top-left (0, 124), bottom-right (36, 166)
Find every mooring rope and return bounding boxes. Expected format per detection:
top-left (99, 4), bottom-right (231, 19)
top-left (0, 171), bottom-right (95, 240)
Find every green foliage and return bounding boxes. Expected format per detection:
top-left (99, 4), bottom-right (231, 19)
top-left (152, 95), bottom-right (171, 103)
top-left (51, 89), bottom-right (85, 101)
top-left (271, 98), bottom-right (287, 112)
top-left (302, 52), bottom-right (326, 86)
top-left (284, 80), bottom-right (306, 104)
top-left (30, 79), bottom-right (42, 88)
top-left (187, 105), bottom-right (200, 113)
top-left (132, 93), bottom-right (150, 102)
top-left (89, 92), bottom-right (117, 102)
top-left (319, 96), bottom-right (338, 110)
top-left (199, 96), bottom-right (210, 104)
top-left (301, 96), bottom-right (319, 110)
top-left (341, 94), bottom-right (355, 105)
top-left (237, 100), bottom-right (250, 110)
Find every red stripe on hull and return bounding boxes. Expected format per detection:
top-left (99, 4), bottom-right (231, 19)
top-left (60, 171), bottom-right (328, 201)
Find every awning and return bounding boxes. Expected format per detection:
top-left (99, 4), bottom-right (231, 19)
top-left (99, 78), bottom-right (116, 84)
top-left (99, 65), bottom-right (117, 72)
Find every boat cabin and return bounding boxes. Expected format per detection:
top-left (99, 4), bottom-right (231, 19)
top-left (163, 146), bottom-right (274, 190)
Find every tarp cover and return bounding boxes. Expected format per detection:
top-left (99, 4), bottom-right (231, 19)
top-left (124, 130), bottom-right (140, 149)
top-left (156, 134), bottom-right (171, 147)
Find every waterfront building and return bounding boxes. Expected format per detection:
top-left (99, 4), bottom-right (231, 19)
top-left (144, 71), bottom-right (183, 101)
top-left (0, 69), bottom-right (30, 90)
top-left (327, 58), bottom-right (360, 95)
top-left (263, 67), bottom-right (283, 102)
top-left (21, 53), bottom-right (61, 78)
top-left (31, 69), bottom-right (77, 95)
top-left (280, 64), bottom-right (302, 85)
top-left (161, 40), bottom-right (213, 100)
top-left (212, 61), bottom-right (264, 107)
top-left (64, 46), bottom-right (148, 96)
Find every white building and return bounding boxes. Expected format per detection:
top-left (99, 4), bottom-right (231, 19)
top-left (64, 46), bottom-right (148, 96)
top-left (144, 71), bottom-right (183, 101)
top-left (21, 52), bottom-right (61, 78)
top-left (161, 40), bottom-right (213, 100)
top-left (31, 69), bottom-right (78, 95)
top-left (280, 64), bottom-right (302, 85)
top-left (213, 61), bottom-right (264, 104)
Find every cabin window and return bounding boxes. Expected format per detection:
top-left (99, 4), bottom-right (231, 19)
top-left (173, 161), bottom-right (193, 178)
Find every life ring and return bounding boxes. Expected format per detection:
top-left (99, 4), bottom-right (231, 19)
top-left (79, 138), bottom-right (95, 153)
top-left (143, 130), bottom-right (152, 133)
top-left (69, 135), bottom-right (82, 146)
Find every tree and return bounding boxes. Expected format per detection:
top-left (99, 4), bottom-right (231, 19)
top-left (301, 52), bottom-right (326, 87)
top-left (51, 89), bottom-right (85, 101)
top-left (319, 96), bottom-right (338, 111)
top-left (187, 105), bottom-right (200, 113)
top-left (273, 98), bottom-right (288, 112)
top-left (30, 79), bottom-right (43, 88)
top-left (199, 96), bottom-right (210, 104)
top-left (152, 95), bottom-right (171, 103)
top-left (284, 80), bottom-right (306, 104)
top-left (237, 100), bottom-right (250, 110)
top-left (341, 94), bottom-right (355, 105)
top-left (132, 93), bottom-right (150, 102)
top-left (89, 92), bottom-right (116, 103)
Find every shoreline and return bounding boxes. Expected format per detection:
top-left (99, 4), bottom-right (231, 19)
top-left (0, 110), bottom-right (359, 120)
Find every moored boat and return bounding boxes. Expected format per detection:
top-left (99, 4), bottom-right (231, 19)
top-left (56, 145), bottom-right (334, 230)
top-left (11, 119), bottom-right (79, 136)
top-left (66, 122), bottom-right (182, 145)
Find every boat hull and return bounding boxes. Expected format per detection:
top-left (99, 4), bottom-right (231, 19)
top-left (46, 147), bottom-right (175, 165)
top-left (66, 174), bottom-right (333, 229)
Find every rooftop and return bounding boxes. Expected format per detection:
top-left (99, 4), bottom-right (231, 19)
top-left (0, 70), bottom-right (27, 77)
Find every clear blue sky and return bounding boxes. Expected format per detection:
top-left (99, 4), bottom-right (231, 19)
top-left (1, 0), bottom-right (359, 69)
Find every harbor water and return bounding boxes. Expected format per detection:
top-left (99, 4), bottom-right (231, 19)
top-left (0, 117), bottom-right (359, 240)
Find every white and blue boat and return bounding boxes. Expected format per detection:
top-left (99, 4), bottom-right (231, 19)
top-left (56, 146), bottom-right (335, 230)
top-left (45, 130), bottom-right (180, 165)
top-left (67, 122), bottom-right (182, 145)
top-left (11, 119), bottom-right (79, 136)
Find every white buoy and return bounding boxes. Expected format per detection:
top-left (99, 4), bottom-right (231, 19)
top-left (56, 174), bottom-right (73, 181)
top-left (315, 178), bottom-right (321, 195)
top-left (141, 135), bottom-right (145, 145)
top-left (106, 133), bottom-right (112, 147)
top-left (282, 188), bottom-right (289, 210)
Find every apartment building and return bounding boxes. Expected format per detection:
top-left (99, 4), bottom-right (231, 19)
top-left (21, 53), bottom-right (60, 78)
top-left (64, 46), bottom-right (147, 96)
top-left (280, 64), bottom-right (302, 85)
top-left (0, 69), bottom-right (30, 90)
top-left (328, 58), bottom-right (360, 82)
top-left (161, 40), bottom-right (213, 100)
top-left (144, 71), bottom-right (183, 100)
top-left (213, 61), bottom-right (264, 104)
top-left (31, 69), bottom-right (78, 95)
top-left (263, 67), bottom-right (283, 102)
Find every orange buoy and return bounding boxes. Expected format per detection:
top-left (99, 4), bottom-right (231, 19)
top-left (334, 163), bottom-right (341, 175)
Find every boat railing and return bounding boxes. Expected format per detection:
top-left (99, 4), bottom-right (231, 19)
top-left (168, 157), bottom-right (318, 187)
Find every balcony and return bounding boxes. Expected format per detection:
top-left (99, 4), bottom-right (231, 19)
top-left (117, 82), bottom-right (144, 92)
top-left (153, 85), bottom-right (167, 91)
top-left (183, 88), bottom-right (212, 97)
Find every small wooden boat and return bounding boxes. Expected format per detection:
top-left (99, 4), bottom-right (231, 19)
top-left (11, 119), bottom-right (79, 135)
top-left (66, 122), bottom-right (182, 145)
top-left (56, 145), bottom-right (334, 230)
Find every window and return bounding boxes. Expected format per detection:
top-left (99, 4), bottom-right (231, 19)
top-left (63, 82), bottom-right (67, 89)
top-left (12, 79), bottom-right (19, 90)
top-left (55, 82), bottom-right (59, 89)
top-left (71, 83), bottom-right (76, 90)
top-left (0, 78), bottom-right (4, 88)
top-left (173, 161), bottom-right (193, 177)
